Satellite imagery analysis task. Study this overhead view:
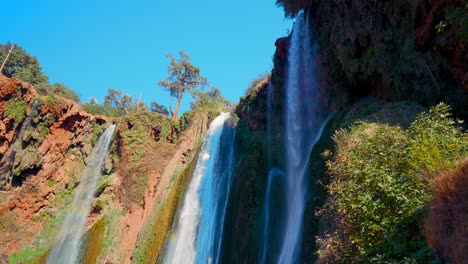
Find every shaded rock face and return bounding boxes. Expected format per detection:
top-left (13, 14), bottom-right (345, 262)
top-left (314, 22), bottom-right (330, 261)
top-left (276, 1), bottom-right (467, 117)
top-left (414, 0), bottom-right (467, 90)
top-left (0, 74), bottom-right (107, 255)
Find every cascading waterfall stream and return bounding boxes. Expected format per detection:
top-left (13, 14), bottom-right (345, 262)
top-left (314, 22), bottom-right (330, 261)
top-left (163, 112), bottom-right (236, 264)
top-left (261, 10), bottom-right (330, 263)
top-left (47, 124), bottom-right (116, 264)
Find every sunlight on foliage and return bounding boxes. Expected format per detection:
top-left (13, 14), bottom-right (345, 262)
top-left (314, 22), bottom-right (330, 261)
top-left (318, 103), bottom-right (467, 263)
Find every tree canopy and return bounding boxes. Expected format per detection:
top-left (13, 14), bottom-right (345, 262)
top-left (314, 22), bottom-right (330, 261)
top-left (0, 42), bottom-right (48, 86)
top-left (158, 51), bottom-right (207, 119)
top-left (150, 102), bottom-right (169, 116)
top-left (191, 87), bottom-right (232, 113)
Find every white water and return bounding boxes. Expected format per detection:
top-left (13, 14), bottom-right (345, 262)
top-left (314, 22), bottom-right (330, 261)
top-left (278, 10), bottom-right (327, 263)
top-left (163, 112), bottom-right (235, 264)
top-left (47, 124), bottom-right (116, 264)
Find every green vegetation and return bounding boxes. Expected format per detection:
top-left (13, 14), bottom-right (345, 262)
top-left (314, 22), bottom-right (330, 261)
top-left (82, 89), bottom-right (149, 117)
top-left (132, 148), bottom-right (200, 264)
top-left (408, 103), bottom-right (467, 174)
top-left (158, 51), bottom-right (208, 119)
top-left (150, 102), bottom-right (169, 116)
top-left (318, 103), bottom-right (467, 262)
top-left (179, 111), bottom-right (194, 131)
top-left (118, 112), bottom-right (180, 207)
top-left (191, 87), bottom-right (232, 114)
top-left (0, 211), bottom-right (17, 233)
top-left (9, 246), bottom-right (48, 264)
top-left (437, 3), bottom-right (468, 40)
top-left (50, 83), bottom-right (79, 102)
top-left (0, 43), bottom-right (48, 86)
top-left (4, 99), bottom-right (27, 124)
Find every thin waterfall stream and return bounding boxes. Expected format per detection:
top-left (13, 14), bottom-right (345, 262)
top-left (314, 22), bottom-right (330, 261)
top-left (163, 112), bottom-right (236, 264)
top-left (261, 10), bottom-right (331, 263)
top-left (47, 124), bottom-right (116, 264)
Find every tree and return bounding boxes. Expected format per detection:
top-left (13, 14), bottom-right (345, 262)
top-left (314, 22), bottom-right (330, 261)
top-left (104, 88), bottom-right (133, 114)
top-left (51, 83), bottom-right (80, 102)
top-left (158, 51), bottom-right (207, 120)
top-left (150, 102), bottom-right (169, 116)
top-left (191, 86), bottom-right (232, 113)
top-left (0, 42), bottom-right (48, 86)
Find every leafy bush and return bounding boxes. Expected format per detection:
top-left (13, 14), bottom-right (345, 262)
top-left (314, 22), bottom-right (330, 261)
top-left (179, 111), bottom-right (194, 132)
top-left (159, 119), bottom-right (172, 143)
top-left (408, 103), bottom-right (467, 175)
top-left (51, 83), bottom-right (80, 102)
top-left (3, 99), bottom-right (27, 124)
top-left (82, 103), bottom-right (122, 117)
top-left (318, 103), bottom-right (467, 262)
top-left (122, 128), bottom-right (147, 163)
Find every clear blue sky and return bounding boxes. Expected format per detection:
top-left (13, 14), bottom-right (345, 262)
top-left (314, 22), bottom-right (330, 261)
top-left (1, 0), bottom-right (291, 113)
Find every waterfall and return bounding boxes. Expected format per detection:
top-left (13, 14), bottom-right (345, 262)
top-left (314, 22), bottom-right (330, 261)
top-left (47, 124), bottom-right (116, 264)
top-left (261, 10), bottom-right (330, 263)
top-left (163, 112), bottom-right (236, 264)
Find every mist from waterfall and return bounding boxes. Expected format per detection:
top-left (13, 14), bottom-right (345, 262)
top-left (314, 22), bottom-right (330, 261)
top-left (163, 112), bottom-right (236, 264)
top-left (47, 124), bottom-right (116, 264)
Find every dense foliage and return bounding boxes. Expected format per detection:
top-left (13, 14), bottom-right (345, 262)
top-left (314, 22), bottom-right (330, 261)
top-left (318, 103), bottom-right (467, 262)
top-left (190, 87), bottom-right (232, 114)
top-left (0, 43), bottom-right (48, 86)
top-left (150, 101), bottom-right (169, 116)
top-left (4, 99), bottom-right (27, 125)
top-left (1, 43), bottom-right (80, 103)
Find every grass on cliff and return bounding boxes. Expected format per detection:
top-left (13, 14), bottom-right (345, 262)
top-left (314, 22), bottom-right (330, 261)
top-left (317, 103), bottom-right (467, 263)
top-left (4, 99), bottom-right (27, 125)
top-left (117, 112), bottom-right (180, 208)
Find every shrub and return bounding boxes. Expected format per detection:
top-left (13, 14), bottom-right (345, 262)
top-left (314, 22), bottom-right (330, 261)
top-left (408, 103), bottom-right (467, 175)
top-left (122, 128), bottom-right (147, 163)
top-left (51, 83), bottom-right (80, 102)
top-left (179, 111), bottom-right (194, 132)
top-left (4, 99), bottom-right (27, 124)
top-left (319, 103), bottom-right (467, 262)
top-left (159, 119), bottom-right (172, 142)
top-left (325, 123), bottom-right (429, 261)
top-left (82, 103), bottom-right (122, 117)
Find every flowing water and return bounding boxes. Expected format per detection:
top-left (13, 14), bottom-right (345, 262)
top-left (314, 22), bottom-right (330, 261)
top-left (262, 10), bottom-right (330, 263)
top-left (163, 112), bottom-right (236, 264)
top-left (47, 124), bottom-right (116, 264)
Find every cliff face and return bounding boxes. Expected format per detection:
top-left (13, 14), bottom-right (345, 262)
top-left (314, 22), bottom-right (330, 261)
top-left (0, 74), bottom-right (209, 263)
top-left (277, 0), bottom-right (467, 117)
top-left (225, 1), bottom-right (466, 262)
top-left (0, 75), bottom-right (108, 259)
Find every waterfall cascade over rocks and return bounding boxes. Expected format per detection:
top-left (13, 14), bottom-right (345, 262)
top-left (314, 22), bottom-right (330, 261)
top-left (163, 112), bottom-right (236, 264)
